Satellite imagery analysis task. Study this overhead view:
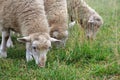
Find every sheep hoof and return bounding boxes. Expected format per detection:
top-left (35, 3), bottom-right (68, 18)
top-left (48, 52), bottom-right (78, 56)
top-left (0, 51), bottom-right (7, 58)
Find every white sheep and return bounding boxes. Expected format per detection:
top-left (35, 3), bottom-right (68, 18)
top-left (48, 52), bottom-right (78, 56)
top-left (0, 0), bottom-right (59, 67)
top-left (67, 0), bottom-right (103, 39)
top-left (44, 0), bottom-right (68, 47)
top-left (6, 0), bottom-right (69, 48)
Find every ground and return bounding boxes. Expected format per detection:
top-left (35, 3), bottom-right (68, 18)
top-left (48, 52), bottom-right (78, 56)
top-left (0, 0), bottom-right (120, 80)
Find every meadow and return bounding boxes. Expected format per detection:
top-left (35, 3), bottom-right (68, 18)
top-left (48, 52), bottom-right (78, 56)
top-left (0, 0), bottom-right (120, 80)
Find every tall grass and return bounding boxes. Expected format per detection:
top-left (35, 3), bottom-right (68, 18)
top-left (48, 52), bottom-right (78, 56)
top-left (0, 0), bottom-right (120, 80)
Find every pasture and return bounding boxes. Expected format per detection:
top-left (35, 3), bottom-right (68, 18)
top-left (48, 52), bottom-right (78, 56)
top-left (0, 0), bottom-right (120, 79)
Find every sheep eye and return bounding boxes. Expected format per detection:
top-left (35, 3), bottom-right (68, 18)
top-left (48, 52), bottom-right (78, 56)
top-left (96, 18), bottom-right (100, 21)
top-left (48, 46), bottom-right (52, 50)
top-left (32, 46), bottom-right (37, 50)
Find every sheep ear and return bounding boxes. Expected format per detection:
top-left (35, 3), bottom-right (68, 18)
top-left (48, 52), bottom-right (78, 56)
top-left (17, 36), bottom-right (30, 43)
top-left (50, 37), bottom-right (61, 42)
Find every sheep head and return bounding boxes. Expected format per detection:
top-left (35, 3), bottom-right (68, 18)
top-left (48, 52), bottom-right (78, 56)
top-left (85, 14), bottom-right (103, 40)
top-left (17, 33), bottom-right (60, 67)
top-left (50, 28), bottom-right (68, 48)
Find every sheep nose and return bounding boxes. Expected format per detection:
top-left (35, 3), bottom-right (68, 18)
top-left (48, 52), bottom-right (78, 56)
top-left (87, 35), bottom-right (90, 40)
top-left (38, 62), bottom-right (45, 67)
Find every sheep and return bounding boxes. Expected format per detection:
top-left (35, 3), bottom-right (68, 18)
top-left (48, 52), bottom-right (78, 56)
top-left (44, 0), bottom-right (68, 47)
top-left (67, 0), bottom-right (103, 39)
top-left (0, 0), bottom-right (60, 67)
top-left (4, 0), bottom-right (69, 48)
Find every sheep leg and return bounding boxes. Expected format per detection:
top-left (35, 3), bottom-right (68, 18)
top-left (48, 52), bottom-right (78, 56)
top-left (0, 30), bottom-right (10, 58)
top-left (26, 42), bottom-right (33, 62)
top-left (6, 33), bottom-right (14, 48)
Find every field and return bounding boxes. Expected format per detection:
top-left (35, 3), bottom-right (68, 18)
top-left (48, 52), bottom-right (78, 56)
top-left (0, 0), bottom-right (120, 80)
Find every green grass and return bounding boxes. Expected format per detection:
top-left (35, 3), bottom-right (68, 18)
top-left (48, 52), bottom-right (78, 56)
top-left (0, 0), bottom-right (120, 80)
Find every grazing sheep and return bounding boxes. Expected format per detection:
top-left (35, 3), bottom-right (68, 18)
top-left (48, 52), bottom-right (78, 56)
top-left (0, 0), bottom-right (59, 67)
top-left (44, 0), bottom-right (68, 47)
top-left (67, 0), bottom-right (103, 39)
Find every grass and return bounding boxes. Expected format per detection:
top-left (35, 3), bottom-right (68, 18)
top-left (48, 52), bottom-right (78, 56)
top-left (0, 0), bottom-right (120, 80)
